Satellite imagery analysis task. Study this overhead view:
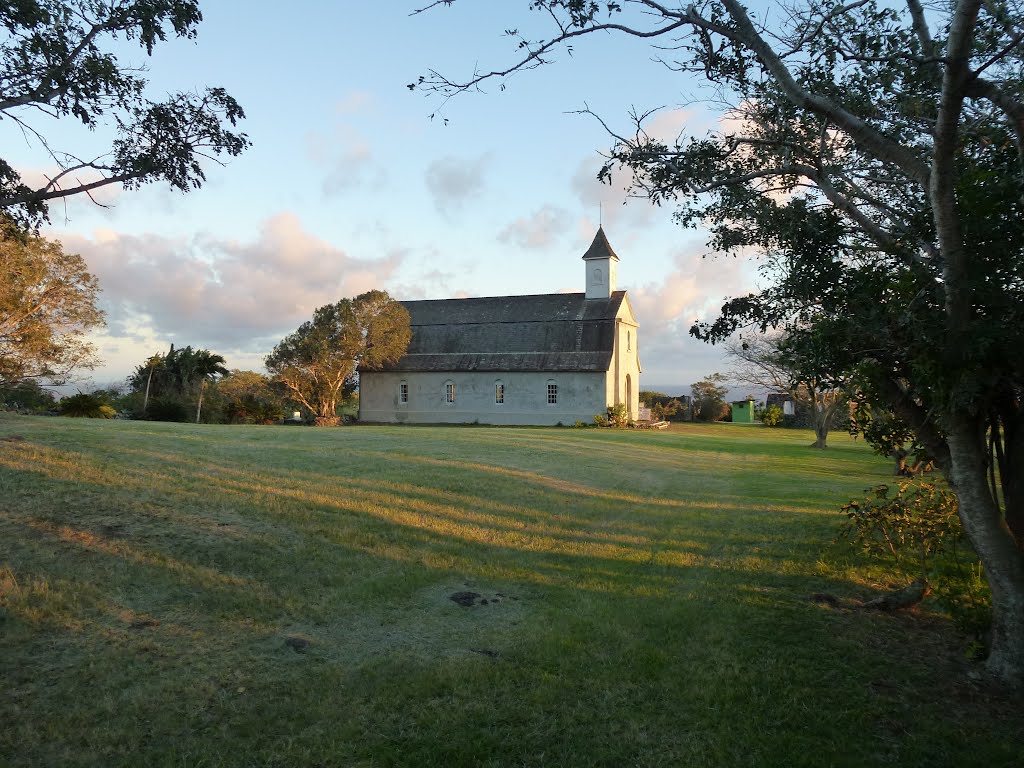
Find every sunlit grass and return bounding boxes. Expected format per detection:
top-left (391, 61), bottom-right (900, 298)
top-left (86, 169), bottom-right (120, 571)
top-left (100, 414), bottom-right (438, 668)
top-left (0, 415), bottom-right (1019, 767)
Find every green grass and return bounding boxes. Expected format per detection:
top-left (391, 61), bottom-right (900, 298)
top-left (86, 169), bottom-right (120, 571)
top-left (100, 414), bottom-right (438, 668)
top-left (0, 415), bottom-right (1019, 767)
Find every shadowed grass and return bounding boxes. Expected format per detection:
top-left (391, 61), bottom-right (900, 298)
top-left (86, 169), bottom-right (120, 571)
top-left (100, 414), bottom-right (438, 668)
top-left (0, 415), bottom-right (1020, 767)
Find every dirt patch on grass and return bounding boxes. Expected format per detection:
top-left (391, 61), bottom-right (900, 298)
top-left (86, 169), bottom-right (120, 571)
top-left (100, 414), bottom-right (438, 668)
top-left (449, 589), bottom-right (518, 607)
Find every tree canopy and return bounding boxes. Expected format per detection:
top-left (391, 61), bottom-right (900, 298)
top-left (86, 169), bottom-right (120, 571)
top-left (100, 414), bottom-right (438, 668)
top-left (128, 344), bottom-right (227, 422)
top-left (265, 290), bottom-right (411, 424)
top-left (414, 0), bottom-right (1024, 686)
top-left (725, 332), bottom-right (847, 448)
top-left (0, 0), bottom-right (249, 229)
top-left (215, 370), bottom-right (285, 425)
top-left (0, 225), bottom-right (104, 385)
top-left (690, 373), bottom-right (728, 422)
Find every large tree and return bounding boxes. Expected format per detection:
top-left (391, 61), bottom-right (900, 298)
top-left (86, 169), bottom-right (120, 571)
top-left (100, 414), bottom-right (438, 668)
top-left (725, 332), bottom-right (847, 448)
top-left (0, 0), bottom-right (249, 229)
top-left (414, 1), bottom-right (1024, 686)
top-left (265, 290), bottom-right (411, 425)
top-left (1, 224), bottom-right (104, 385)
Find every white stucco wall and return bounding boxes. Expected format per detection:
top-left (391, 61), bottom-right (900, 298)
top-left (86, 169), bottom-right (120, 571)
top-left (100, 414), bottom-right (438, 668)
top-left (608, 300), bottom-right (641, 419)
top-left (358, 371), bottom-right (608, 425)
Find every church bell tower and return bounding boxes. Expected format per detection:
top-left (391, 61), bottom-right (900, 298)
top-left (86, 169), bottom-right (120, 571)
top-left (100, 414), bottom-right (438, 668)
top-left (582, 226), bottom-right (619, 300)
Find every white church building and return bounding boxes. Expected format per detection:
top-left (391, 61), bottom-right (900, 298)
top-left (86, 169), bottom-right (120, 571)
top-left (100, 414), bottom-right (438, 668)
top-left (358, 228), bottom-right (640, 425)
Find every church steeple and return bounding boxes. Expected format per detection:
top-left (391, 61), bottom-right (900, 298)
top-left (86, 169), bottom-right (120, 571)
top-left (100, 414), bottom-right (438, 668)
top-left (582, 226), bottom-right (619, 299)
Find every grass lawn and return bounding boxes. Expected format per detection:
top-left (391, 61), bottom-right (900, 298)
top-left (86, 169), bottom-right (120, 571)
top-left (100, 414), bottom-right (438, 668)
top-left (0, 415), bottom-right (1020, 767)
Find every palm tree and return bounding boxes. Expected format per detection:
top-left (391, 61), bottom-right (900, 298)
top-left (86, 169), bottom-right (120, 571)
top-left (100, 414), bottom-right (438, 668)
top-left (173, 347), bottom-right (229, 423)
top-left (140, 353), bottom-right (164, 414)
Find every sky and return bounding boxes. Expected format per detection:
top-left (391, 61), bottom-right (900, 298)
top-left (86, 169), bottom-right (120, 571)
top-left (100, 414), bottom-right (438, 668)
top-left (5, 1), bottom-right (764, 395)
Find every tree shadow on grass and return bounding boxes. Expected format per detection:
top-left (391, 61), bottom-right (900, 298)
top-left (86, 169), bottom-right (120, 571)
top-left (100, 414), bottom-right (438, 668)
top-left (1, 425), bottom-right (1017, 767)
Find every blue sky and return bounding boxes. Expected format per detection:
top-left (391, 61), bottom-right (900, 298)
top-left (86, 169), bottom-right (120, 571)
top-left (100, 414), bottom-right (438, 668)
top-left (6, 2), bottom-right (760, 393)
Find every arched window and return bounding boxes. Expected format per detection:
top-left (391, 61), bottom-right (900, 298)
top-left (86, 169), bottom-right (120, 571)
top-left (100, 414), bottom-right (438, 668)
top-left (444, 381), bottom-right (455, 404)
top-left (495, 381), bottom-right (505, 404)
top-left (627, 331), bottom-right (631, 351)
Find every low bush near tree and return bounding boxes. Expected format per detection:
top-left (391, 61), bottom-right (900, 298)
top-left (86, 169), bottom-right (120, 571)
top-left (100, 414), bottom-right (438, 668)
top-left (760, 404), bottom-right (784, 427)
top-left (58, 392), bottom-right (115, 418)
top-left (840, 480), bottom-right (991, 650)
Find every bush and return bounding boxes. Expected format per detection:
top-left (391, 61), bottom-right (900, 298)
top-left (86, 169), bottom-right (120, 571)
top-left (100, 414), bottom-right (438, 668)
top-left (1, 381), bottom-right (56, 411)
top-left (606, 403), bottom-right (629, 428)
top-left (761, 404), bottom-right (784, 426)
top-left (640, 392), bottom-right (687, 421)
top-left (146, 397), bottom-right (190, 423)
top-left (839, 480), bottom-right (991, 652)
top-left (58, 392), bottom-right (116, 418)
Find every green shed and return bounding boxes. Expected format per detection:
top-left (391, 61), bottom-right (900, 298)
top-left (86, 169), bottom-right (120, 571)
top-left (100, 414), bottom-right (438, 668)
top-left (731, 399), bottom-right (755, 424)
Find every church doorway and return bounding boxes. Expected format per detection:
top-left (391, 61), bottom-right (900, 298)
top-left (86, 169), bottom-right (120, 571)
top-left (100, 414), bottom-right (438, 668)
top-left (625, 374), bottom-right (633, 419)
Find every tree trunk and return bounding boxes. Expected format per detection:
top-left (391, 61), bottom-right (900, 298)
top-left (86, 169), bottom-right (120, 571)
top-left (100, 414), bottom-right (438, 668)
top-left (811, 420), bottom-right (828, 449)
top-left (947, 416), bottom-right (1024, 688)
top-left (195, 380), bottom-right (205, 424)
top-left (143, 366), bottom-right (154, 414)
top-left (809, 389), bottom-right (830, 449)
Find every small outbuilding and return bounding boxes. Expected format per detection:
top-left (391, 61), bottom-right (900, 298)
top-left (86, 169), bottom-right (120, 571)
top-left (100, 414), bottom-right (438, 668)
top-left (731, 398), bottom-right (756, 424)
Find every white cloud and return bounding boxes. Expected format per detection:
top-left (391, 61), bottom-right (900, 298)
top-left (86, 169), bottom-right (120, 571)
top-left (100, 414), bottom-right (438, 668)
top-left (57, 213), bottom-right (405, 377)
top-left (628, 242), bottom-right (753, 386)
top-left (425, 154), bottom-right (488, 215)
top-left (497, 205), bottom-right (570, 249)
top-left (570, 155), bottom-right (657, 237)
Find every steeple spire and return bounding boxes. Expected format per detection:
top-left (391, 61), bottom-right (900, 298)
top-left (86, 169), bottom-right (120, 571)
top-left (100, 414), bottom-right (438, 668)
top-left (582, 226), bottom-right (619, 299)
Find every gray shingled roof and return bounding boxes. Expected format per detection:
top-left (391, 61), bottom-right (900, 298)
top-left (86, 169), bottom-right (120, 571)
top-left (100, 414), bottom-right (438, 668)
top-left (366, 291), bottom-right (626, 373)
top-left (582, 226), bottom-right (619, 262)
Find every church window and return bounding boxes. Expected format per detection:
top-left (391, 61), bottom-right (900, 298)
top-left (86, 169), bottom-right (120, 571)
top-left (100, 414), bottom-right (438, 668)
top-left (593, 267), bottom-right (603, 284)
top-left (547, 382), bottom-right (558, 405)
top-left (495, 382), bottom-right (504, 404)
top-left (445, 381), bottom-right (455, 404)
top-left (399, 381), bottom-right (408, 403)
top-left (627, 331), bottom-right (631, 351)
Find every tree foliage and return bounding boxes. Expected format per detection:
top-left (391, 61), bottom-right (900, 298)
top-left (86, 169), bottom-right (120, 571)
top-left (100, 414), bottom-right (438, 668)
top-left (725, 332), bottom-right (847, 447)
top-left (128, 344), bottom-right (227, 422)
top-left (265, 290), bottom-right (411, 423)
top-left (639, 390), bottom-right (685, 421)
top-left (0, 0), bottom-right (250, 229)
top-left (0, 225), bottom-right (104, 385)
top-left (215, 370), bottom-right (285, 425)
top-left (690, 373), bottom-right (729, 422)
top-left (58, 391), bottom-right (115, 418)
top-left (414, 0), bottom-right (1024, 686)
top-left (0, 378), bottom-right (55, 410)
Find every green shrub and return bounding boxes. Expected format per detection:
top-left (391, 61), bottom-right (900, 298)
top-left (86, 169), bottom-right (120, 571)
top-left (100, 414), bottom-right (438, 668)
top-left (146, 397), bottom-right (190, 423)
top-left (1, 381), bottom-right (56, 411)
top-left (58, 393), bottom-right (116, 418)
top-left (761, 404), bottom-right (784, 427)
top-left (839, 480), bottom-right (991, 652)
top-left (607, 403), bottom-right (629, 428)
